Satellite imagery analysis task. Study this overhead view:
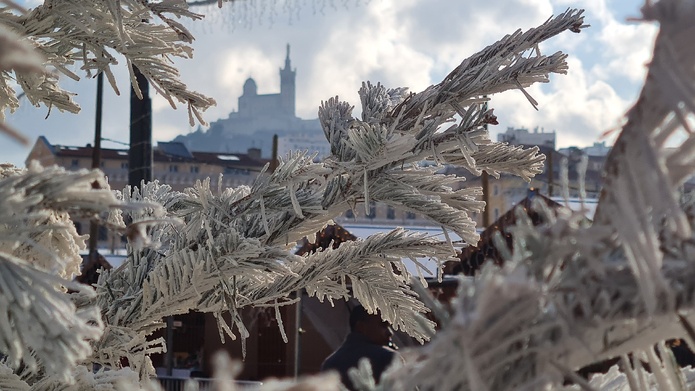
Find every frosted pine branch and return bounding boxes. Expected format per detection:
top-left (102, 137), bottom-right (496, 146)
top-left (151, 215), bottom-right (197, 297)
top-left (0, 20), bottom-right (44, 144)
top-left (0, 363), bottom-right (30, 391)
top-left (0, 0), bottom-right (215, 128)
top-left (592, 0), bottom-right (695, 319)
top-left (30, 366), bottom-right (151, 390)
top-left (0, 164), bottom-right (122, 280)
top-left (264, 229), bottom-right (456, 342)
top-left (0, 164), bottom-right (163, 380)
top-left (316, 12), bottom-right (586, 243)
top-left (470, 143), bottom-right (546, 181)
top-left (368, 173), bottom-right (482, 245)
top-left (96, 185), bottom-right (454, 355)
top-left (0, 253), bottom-right (103, 380)
top-left (381, 2), bottom-right (695, 390)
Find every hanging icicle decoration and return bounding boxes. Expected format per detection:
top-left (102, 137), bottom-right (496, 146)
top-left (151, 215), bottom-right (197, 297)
top-left (441, 226), bottom-right (457, 257)
top-left (289, 183), bottom-right (304, 218)
top-left (457, 133), bottom-right (482, 176)
top-left (513, 78), bottom-right (540, 111)
top-left (275, 300), bottom-right (289, 344)
top-left (363, 169), bottom-right (370, 215)
top-left (408, 256), bottom-right (432, 287)
top-left (259, 195), bottom-right (270, 236)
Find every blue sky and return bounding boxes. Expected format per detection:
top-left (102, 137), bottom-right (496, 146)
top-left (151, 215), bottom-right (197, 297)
top-left (3, 0), bottom-right (657, 166)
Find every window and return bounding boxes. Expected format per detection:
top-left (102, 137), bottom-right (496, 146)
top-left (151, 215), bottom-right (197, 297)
top-left (386, 207), bottom-right (395, 220)
top-left (190, 166), bottom-right (199, 174)
top-left (493, 185), bottom-right (499, 196)
top-left (121, 162), bottom-right (128, 169)
top-left (98, 226), bottom-right (108, 241)
top-left (169, 165), bottom-right (178, 173)
top-left (494, 208), bottom-right (500, 220)
top-left (366, 202), bottom-right (376, 219)
top-left (406, 212), bottom-right (416, 220)
top-left (71, 159), bottom-right (79, 168)
top-left (345, 209), bottom-right (354, 218)
top-left (224, 167), bottom-right (249, 175)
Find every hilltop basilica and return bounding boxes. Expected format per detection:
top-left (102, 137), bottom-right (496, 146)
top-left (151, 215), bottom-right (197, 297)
top-left (173, 45), bottom-right (329, 159)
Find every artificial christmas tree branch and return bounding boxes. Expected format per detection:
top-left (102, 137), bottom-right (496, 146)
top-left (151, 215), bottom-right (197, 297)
top-left (381, 1), bottom-right (695, 390)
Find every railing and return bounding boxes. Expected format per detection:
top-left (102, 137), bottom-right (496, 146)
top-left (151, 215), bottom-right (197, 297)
top-left (157, 376), bottom-right (262, 391)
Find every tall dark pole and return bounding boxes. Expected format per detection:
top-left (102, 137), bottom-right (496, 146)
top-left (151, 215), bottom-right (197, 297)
top-left (128, 66), bottom-right (162, 372)
top-left (129, 67), bottom-right (152, 188)
top-left (293, 290), bottom-right (302, 378)
top-left (89, 72), bottom-right (104, 266)
top-left (270, 134), bottom-right (279, 172)
top-left (92, 71), bottom-right (104, 169)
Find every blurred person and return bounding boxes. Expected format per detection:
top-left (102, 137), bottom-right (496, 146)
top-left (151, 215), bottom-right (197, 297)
top-left (321, 305), bottom-right (399, 390)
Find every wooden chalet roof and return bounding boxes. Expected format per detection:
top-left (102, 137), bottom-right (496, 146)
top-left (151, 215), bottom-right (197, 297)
top-left (453, 190), bottom-right (564, 276)
top-left (295, 223), bottom-right (357, 256)
top-left (76, 252), bottom-right (113, 285)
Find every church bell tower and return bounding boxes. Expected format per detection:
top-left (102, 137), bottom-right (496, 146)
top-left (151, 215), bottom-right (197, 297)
top-left (279, 44), bottom-right (296, 116)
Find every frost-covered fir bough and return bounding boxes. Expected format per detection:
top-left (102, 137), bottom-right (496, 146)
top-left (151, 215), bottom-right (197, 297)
top-left (374, 1), bottom-right (695, 390)
top-left (2, 0), bottom-right (692, 390)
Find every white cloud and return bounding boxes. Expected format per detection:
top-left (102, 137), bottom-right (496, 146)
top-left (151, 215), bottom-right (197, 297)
top-left (594, 19), bottom-right (657, 83)
top-left (154, 123), bottom-right (191, 142)
top-left (302, 0), bottom-right (435, 117)
top-left (491, 56), bottom-right (631, 148)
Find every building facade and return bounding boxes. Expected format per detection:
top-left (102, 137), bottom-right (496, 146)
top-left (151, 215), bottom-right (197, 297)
top-left (334, 201), bottom-right (431, 227)
top-left (497, 127), bottom-right (556, 149)
top-left (277, 134), bottom-right (332, 161)
top-left (26, 137), bottom-right (268, 193)
top-left (582, 141), bottom-right (611, 157)
top-left (461, 131), bottom-right (610, 229)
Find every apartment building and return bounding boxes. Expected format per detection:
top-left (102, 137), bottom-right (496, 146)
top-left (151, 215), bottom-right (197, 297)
top-left (26, 136), bottom-right (269, 193)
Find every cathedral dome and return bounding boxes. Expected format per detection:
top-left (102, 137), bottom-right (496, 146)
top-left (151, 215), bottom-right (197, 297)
top-left (243, 78), bottom-right (257, 96)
